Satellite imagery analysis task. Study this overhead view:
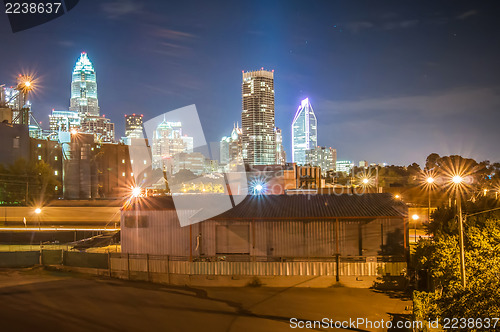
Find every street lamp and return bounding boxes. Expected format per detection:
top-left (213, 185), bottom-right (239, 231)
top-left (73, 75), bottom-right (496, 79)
top-left (452, 175), bottom-right (463, 184)
top-left (451, 175), bottom-right (466, 288)
top-left (426, 177), bottom-right (435, 223)
top-left (131, 187), bottom-right (141, 198)
top-left (254, 184), bottom-right (263, 194)
top-left (412, 214), bottom-right (419, 243)
top-left (394, 194), bottom-right (400, 199)
top-left (34, 207), bottom-right (42, 231)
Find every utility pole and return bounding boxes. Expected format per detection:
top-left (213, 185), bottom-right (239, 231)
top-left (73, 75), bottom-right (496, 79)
top-left (456, 193), bottom-right (466, 288)
top-left (428, 189), bottom-right (431, 223)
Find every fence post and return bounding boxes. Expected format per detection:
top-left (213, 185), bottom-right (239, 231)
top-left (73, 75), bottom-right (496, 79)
top-left (166, 255), bottom-right (170, 284)
top-left (127, 253), bottom-right (130, 280)
top-left (108, 250), bottom-right (111, 277)
top-left (336, 254), bottom-right (340, 282)
top-left (146, 254), bottom-right (150, 282)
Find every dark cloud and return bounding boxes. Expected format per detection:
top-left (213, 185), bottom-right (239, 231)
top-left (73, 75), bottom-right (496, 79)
top-left (152, 27), bottom-right (198, 40)
top-left (345, 21), bottom-right (374, 33)
top-left (319, 87), bottom-right (500, 120)
top-left (383, 19), bottom-right (419, 30)
top-left (456, 10), bottom-right (479, 20)
top-left (316, 87), bottom-right (500, 164)
top-left (100, 0), bottom-right (143, 19)
top-left (345, 19), bottom-right (419, 33)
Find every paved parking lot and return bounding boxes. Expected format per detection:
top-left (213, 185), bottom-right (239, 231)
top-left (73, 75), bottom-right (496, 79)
top-left (0, 268), bottom-right (411, 332)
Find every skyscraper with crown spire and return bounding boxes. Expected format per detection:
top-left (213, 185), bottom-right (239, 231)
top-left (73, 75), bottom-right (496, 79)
top-left (70, 52), bottom-right (99, 117)
top-left (292, 98), bottom-right (317, 165)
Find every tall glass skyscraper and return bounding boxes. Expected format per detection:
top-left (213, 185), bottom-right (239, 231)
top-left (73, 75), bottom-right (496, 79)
top-left (241, 69), bottom-right (276, 165)
top-left (292, 98), bottom-right (317, 165)
top-left (125, 114), bottom-right (144, 138)
top-left (69, 52), bottom-right (99, 117)
top-left (152, 119), bottom-right (194, 170)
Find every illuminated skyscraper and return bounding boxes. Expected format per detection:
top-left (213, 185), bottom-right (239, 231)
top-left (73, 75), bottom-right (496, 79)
top-left (220, 136), bottom-right (230, 165)
top-left (125, 114), bottom-right (144, 138)
top-left (241, 69), bottom-right (276, 165)
top-left (306, 146), bottom-right (336, 176)
top-left (220, 122), bottom-right (243, 165)
top-left (49, 110), bottom-right (81, 132)
top-left (69, 52), bottom-right (99, 117)
top-left (292, 98), bottom-right (317, 165)
top-left (152, 119), bottom-right (193, 170)
top-left (80, 115), bottom-right (115, 142)
top-left (336, 160), bottom-right (354, 174)
top-left (275, 127), bottom-right (286, 165)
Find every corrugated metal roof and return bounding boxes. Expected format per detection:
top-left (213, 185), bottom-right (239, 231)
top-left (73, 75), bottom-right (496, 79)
top-left (128, 193), bottom-right (407, 220)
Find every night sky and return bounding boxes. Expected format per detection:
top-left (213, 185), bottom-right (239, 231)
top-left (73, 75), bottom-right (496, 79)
top-left (1, 0), bottom-right (500, 166)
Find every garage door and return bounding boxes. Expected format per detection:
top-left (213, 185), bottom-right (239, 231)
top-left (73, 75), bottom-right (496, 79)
top-left (216, 225), bottom-right (250, 254)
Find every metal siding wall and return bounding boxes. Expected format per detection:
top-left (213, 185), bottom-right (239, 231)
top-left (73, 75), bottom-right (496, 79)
top-left (253, 221), bottom-right (267, 256)
top-left (340, 221), bottom-right (360, 256)
top-left (381, 218), bottom-right (405, 255)
top-left (362, 219), bottom-right (382, 256)
top-left (271, 221), bottom-right (302, 257)
top-left (121, 210), bottom-right (405, 259)
top-left (122, 210), bottom-right (196, 255)
top-left (110, 255), bottom-right (407, 277)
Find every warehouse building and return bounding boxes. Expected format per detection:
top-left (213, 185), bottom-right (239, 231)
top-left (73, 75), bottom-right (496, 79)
top-left (121, 193), bottom-right (408, 259)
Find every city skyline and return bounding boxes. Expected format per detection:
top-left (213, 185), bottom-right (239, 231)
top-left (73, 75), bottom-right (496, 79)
top-left (1, 3), bottom-right (500, 328)
top-left (1, 1), bottom-right (500, 166)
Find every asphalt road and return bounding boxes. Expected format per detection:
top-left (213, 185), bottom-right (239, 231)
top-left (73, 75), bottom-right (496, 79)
top-left (0, 268), bottom-right (411, 332)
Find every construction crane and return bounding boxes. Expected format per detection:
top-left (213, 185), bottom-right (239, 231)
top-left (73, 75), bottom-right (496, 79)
top-left (1, 74), bottom-right (43, 136)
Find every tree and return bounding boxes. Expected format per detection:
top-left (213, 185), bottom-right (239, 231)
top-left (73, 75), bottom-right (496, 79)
top-left (425, 153), bottom-right (440, 171)
top-left (0, 158), bottom-right (60, 205)
top-left (413, 212), bottom-right (500, 328)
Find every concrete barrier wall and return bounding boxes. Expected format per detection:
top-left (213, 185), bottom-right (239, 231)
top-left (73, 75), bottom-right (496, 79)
top-left (0, 251), bottom-right (39, 267)
top-left (42, 250), bottom-right (64, 265)
top-left (64, 251), bottom-right (109, 269)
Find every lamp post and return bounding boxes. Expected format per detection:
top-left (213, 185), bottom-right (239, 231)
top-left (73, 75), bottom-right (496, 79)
top-left (34, 207), bottom-right (42, 263)
top-left (452, 175), bottom-right (466, 288)
top-left (35, 207), bottom-right (42, 230)
top-left (412, 214), bottom-right (419, 243)
top-left (426, 177), bottom-right (435, 223)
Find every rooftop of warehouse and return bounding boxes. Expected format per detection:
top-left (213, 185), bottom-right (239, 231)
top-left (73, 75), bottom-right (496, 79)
top-left (123, 193), bottom-right (407, 220)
